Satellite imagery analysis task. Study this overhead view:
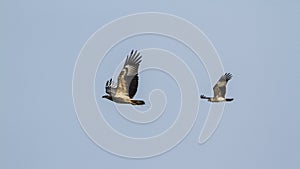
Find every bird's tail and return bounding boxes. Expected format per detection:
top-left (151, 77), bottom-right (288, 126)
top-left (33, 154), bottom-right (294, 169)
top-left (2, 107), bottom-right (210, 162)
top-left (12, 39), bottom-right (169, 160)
top-left (130, 100), bottom-right (145, 105)
top-left (200, 95), bottom-right (210, 100)
top-left (226, 98), bottom-right (234, 102)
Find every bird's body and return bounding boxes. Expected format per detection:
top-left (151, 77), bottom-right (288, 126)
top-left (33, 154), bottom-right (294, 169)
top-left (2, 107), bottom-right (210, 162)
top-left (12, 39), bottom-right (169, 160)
top-left (201, 73), bottom-right (234, 103)
top-left (209, 97), bottom-right (226, 102)
top-left (102, 50), bottom-right (145, 105)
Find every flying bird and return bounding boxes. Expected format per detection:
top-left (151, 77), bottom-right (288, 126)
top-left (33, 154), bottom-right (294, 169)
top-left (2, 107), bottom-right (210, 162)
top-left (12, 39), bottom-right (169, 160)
top-left (102, 50), bottom-right (145, 105)
top-left (200, 73), bottom-right (234, 102)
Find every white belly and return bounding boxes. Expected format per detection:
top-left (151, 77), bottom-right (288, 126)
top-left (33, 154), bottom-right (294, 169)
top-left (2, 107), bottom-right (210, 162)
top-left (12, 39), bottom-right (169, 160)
top-left (216, 97), bottom-right (226, 102)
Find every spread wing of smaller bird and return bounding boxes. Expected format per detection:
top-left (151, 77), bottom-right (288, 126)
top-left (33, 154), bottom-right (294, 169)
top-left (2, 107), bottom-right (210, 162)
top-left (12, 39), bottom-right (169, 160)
top-left (102, 50), bottom-right (145, 105)
top-left (200, 73), bottom-right (234, 102)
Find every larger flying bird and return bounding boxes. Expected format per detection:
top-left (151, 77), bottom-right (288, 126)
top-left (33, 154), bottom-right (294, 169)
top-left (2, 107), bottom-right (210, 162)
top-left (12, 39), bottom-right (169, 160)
top-left (102, 50), bottom-right (145, 105)
top-left (200, 73), bottom-right (234, 102)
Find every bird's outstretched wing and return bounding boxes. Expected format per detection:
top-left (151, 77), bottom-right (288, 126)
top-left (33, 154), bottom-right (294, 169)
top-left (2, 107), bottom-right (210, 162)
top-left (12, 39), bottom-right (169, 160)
top-left (116, 50), bottom-right (142, 98)
top-left (105, 78), bottom-right (117, 96)
top-left (213, 73), bottom-right (232, 98)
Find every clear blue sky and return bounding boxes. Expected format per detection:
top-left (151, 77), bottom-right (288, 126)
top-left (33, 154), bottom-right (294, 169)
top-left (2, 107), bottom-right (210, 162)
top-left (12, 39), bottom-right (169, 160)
top-left (1, 0), bottom-right (300, 169)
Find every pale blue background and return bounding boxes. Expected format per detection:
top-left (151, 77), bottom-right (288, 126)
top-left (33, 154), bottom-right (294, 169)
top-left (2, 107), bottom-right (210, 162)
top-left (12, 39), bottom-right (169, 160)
top-left (1, 0), bottom-right (300, 169)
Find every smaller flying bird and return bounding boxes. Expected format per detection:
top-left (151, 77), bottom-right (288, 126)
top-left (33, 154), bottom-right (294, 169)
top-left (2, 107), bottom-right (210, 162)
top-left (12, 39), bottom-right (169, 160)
top-left (102, 50), bottom-right (145, 105)
top-left (200, 73), bottom-right (234, 102)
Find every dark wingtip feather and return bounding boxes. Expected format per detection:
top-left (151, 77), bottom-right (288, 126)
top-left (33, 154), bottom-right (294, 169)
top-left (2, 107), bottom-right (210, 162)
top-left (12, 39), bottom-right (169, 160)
top-left (224, 73), bottom-right (232, 81)
top-left (106, 78), bottom-right (113, 87)
top-left (126, 49), bottom-right (142, 65)
top-left (133, 50), bottom-right (137, 56)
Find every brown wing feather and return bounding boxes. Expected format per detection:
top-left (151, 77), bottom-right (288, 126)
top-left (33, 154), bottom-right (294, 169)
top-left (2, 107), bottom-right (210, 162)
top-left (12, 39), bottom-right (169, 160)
top-left (213, 73), bottom-right (232, 98)
top-left (115, 69), bottom-right (128, 97)
top-left (115, 50), bottom-right (142, 98)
